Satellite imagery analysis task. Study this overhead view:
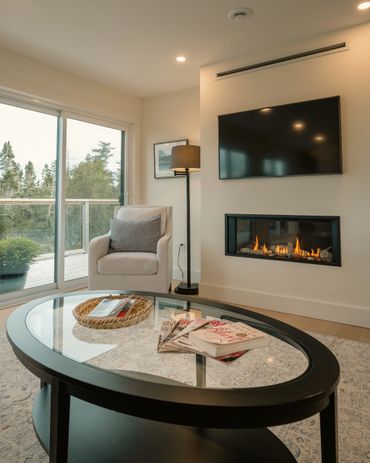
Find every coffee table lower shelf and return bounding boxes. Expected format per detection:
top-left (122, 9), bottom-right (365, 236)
top-left (33, 385), bottom-right (297, 463)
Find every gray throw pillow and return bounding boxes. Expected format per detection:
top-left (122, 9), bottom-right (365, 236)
top-left (109, 215), bottom-right (161, 253)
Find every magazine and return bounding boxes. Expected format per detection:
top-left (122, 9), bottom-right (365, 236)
top-left (88, 296), bottom-right (134, 318)
top-left (188, 322), bottom-right (268, 358)
top-left (157, 318), bottom-right (209, 353)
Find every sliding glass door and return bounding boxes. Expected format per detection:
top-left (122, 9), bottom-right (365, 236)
top-left (64, 118), bottom-right (124, 282)
top-left (0, 102), bottom-right (58, 295)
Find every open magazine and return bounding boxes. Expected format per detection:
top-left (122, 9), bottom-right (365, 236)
top-left (88, 295), bottom-right (135, 318)
top-left (157, 317), bottom-right (265, 362)
top-left (157, 318), bottom-right (209, 353)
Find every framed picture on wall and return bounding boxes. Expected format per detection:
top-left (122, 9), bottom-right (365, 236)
top-left (154, 139), bottom-right (188, 178)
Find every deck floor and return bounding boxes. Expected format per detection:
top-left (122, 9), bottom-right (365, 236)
top-left (25, 253), bottom-right (88, 288)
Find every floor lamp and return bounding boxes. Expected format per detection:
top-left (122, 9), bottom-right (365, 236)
top-left (170, 144), bottom-right (200, 295)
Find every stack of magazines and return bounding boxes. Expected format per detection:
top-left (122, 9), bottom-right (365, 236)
top-left (157, 317), bottom-right (268, 362)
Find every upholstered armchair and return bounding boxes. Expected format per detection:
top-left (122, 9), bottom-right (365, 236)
top-left (88, 205), bottom-right (172, 293)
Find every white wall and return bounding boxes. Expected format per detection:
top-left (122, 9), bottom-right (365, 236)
top-left (200, 22), bottom-right (370, 327)
top-left (141, 88), bottom-right (200, 281)
top-left (0, 46), bottom-right (142, 202)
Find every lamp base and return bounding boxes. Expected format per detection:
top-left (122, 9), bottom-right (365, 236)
top-left (174, 282), bottom-right (199, 295)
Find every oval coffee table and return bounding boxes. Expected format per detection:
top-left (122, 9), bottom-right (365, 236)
top-left (6, 291), bottom-right (340, 462)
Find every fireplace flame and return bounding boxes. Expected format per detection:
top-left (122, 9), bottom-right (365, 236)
top-left (247, 236), bottom-right (322, 260)
top-left (294, 237), bottom-right (302, 255)
top-left (276, 245), bottom-right (288, 255)
top-left (293, 238), bottom-right (320, 258)
top-left (310, 248), bottom-right (321, 258)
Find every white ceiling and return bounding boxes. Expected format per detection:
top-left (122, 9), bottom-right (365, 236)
top-left (0, 0), bottom-right (369, 98)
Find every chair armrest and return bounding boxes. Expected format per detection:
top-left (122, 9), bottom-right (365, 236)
top-left (88, 234), bottom-right (110, 264)
top-left (157, 233), bottom-right (171, 262)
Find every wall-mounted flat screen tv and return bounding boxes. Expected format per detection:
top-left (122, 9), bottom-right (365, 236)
top-left (218, 96), bottom-right (342, 179)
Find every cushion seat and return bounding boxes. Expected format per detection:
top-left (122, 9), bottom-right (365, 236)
top-left (97, 252), bottom-right (158, 276)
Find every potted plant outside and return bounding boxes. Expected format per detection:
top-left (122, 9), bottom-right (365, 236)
top-left (0, 237), bottom-right (41, 293)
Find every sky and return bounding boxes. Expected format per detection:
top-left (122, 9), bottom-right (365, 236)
top-left (0, 103), bottom-right (122, 179)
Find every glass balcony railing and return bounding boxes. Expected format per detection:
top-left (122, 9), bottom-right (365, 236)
top-left (0, 198), bottom-right (118, 294)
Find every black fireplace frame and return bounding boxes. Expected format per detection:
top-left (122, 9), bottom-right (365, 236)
top-left (225, 214), bottom-right (341, 267)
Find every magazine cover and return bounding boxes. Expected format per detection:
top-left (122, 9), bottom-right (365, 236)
top-left (188, 322), bottom-right (268, 357)
top-left (190, 322), bottom-right (266, 345)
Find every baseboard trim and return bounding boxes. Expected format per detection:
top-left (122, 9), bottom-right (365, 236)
top-left (200, 282), bottom-right (370, 329)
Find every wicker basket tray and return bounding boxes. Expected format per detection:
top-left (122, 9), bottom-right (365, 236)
top-left (73, 295), bottom-right (153, 329)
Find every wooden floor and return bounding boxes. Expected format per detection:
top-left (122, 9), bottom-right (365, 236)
top-left (1, 284), bottom-right (370, 343)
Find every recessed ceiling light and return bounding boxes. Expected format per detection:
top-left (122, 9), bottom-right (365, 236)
top-left (260, 107), bottom-right (272, 114)
top-left (314, 134), bottom-right (326, 142)
top-left (292, 121), bottom-right (305, 130)
top-left (176, 56), bottom-right (186, 63)
top-left (357, 2), bottom-right (370, 10)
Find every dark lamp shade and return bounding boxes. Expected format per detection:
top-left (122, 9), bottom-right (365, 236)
top-left (170, 145), bottom-right (200, 172)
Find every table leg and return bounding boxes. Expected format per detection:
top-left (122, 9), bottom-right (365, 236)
top-left (50, 378), bottom-right (70, 463)
top-left (196, 354), bottom-right (206, 388)
top-left (320, 390), bottom-right (338, 463)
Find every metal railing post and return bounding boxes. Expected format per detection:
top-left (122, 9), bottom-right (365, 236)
top-left (82, 201), bottom-right (90, 252)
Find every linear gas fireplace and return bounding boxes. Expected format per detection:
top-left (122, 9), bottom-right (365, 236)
top-left (225, 214), bottom-right (341, 266)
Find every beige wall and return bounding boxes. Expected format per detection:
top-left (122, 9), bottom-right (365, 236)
top-left (200, 22), bottom-right (370, 327)
top-left (0, 47), bottom-right (142, 202)
top-left (141, 88), bottom-right (200, 281)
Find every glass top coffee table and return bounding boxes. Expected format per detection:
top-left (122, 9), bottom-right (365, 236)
top-left (6, 291), bottom-right (340, 463)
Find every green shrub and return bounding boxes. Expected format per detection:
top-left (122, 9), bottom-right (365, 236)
top-left (0, 237), bottom-right (41, 275)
